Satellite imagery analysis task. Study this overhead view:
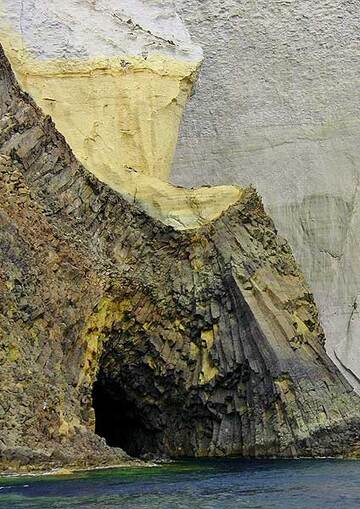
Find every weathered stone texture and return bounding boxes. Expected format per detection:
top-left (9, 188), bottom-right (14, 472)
top-left (172, 0), bottom-right (360, 389)
top-left (1, 0), bottom-right (358, 392)
top-left (0, 47), bottom-right (360, 470)
top-left (0, 0), bottom-right (248, 230)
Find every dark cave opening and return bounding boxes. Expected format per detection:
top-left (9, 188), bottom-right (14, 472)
top-left (92, 379), bottom-right (158, 458)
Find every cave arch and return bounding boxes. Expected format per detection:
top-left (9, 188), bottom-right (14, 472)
top-left (92, 375), bottom-right (155, 458)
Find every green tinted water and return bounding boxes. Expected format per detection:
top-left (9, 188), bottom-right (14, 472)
top-left (0, 458), bottom-right (359, 508)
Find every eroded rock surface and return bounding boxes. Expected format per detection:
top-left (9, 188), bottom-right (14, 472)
top-left (171, 0), bottom-right (360, 389)
top-left (0, 0), bottom-right (244, 230)
top-left (0, 47), bottom-right (360, 471)
top-left (2, 0), bottom-right (357, 386)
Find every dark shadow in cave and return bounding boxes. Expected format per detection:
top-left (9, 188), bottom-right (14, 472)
top-left (92, 378), bottom-right (158, 458)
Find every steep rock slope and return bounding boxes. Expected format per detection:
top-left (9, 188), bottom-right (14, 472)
top-left (172, 0), bottom-right (360, 389)
top-left (0, 47), bottom-right (360, 471)
top-left (0, 0), bottom-right (243, 230)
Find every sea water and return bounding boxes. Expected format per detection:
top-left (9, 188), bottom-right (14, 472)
top-left (0, 458), bottom-right (359, 509)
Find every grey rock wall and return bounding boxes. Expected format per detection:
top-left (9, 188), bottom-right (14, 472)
top-left (2, 45), bottom-right (360, 465)
top-left (1, 0), bottom-right (358, 390)
top-left (171, 0), bottom-right (360, 389)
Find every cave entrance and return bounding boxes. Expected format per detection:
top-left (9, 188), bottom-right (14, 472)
top-left (92, 378), bottom-right (158, 458)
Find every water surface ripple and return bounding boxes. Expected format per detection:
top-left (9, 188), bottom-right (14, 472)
top-left (0, 458), bottom-right (359, 508)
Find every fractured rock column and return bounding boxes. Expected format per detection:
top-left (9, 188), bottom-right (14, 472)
top-left (0, 0), bottom-right (243, 229)
top-left (171, 0), bottom-right (360, 390)
top-left (0, 45), bottom-right (360, 469)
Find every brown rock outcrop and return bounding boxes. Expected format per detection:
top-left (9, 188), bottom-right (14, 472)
top-left (0, 46), bottom-right (359, 471)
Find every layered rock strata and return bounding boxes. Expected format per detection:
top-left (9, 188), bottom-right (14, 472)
top-left (172, 0), bottom-right (360, 389)
top-left (3, 1), bottom-right (358, 387)
top-left (0, 47), bottom-right (360, 471)
top-left (0, 0), bottom-right (242, 229)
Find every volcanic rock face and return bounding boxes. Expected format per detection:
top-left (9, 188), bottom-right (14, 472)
top-left (0, 0), bottom-right (243, 230)
top-left (171, 0), bottom-right (360, 389)
top-left (0, 47), bottom-right (360, 471)
top-left (3, 0), bottom-right (357, 389)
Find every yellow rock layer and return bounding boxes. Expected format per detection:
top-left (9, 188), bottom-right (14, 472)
top-left (0, 29), bottom-right (244, 229)
top-left (78, 297), bottom-right (132, 389)
top-left (199, 328), bottom-right (219, 384)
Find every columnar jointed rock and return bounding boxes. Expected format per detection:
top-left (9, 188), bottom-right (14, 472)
top-left (0, 0), bottom-right (243, 230)
top-left (0, 47), bottom-right (359, 471)
top-left (172, 0), bottom-right (360, 390)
